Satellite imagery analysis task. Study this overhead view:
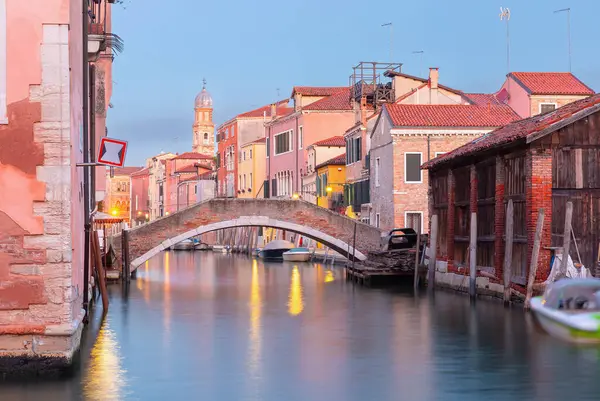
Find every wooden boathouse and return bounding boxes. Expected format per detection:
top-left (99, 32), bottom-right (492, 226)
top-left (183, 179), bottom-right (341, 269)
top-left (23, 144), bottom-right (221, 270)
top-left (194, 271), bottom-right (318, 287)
top-left (422, 94), bottom-right (600, 297)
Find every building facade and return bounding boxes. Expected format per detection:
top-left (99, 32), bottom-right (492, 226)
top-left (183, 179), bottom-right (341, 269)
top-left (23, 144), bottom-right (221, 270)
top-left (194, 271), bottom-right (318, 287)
top-left (315, 154), bottom-right (346, 211)
top-left (165, 152), bottom-right (213, 214)
top-left (216, 100), bottom-right (291, 198)
top-left (238, 138), bottom-right (266, 198)
top-left (266, 87), bottom-right (355, 198)
top-left (0, 0), bottom-right (119, 372)
top-left (104, 166), bottom-right (142, 222)
top-left (369, 103), bottom-right (519, 232)
top-left (301, 136), bottom-right (346, 204)
top-left (130, 167), bottom-right (150, 227)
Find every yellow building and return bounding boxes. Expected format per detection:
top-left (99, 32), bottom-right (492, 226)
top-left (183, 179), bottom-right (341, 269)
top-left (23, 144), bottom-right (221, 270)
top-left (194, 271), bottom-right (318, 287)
top-left (237, 138), bottom-right (266, 198)
top-left (315, 153), bottom-right (346, 211)
top-left (104, 166), bottom-right (143, 222)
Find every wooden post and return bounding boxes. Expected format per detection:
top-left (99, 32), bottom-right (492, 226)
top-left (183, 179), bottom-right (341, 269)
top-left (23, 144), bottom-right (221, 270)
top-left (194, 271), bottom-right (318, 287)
top-left (559, 201), bottom-right (573, 276)
top-left (469, 212), bottom-right (477, 299)
top-left (352, 221), bottom-right (357, 269)
top-left (525, 208), bottom-right (545, 310)
top-left (428, 214), bottom-right (438, 292)
top-left (413, 231), bottom-right (421, 289)
top-left (92, 230), bottom-right (109, 311)
top-left (122, 229), bottom-right (131, 282)
top-left (503, 199), bottom-right (514, 305)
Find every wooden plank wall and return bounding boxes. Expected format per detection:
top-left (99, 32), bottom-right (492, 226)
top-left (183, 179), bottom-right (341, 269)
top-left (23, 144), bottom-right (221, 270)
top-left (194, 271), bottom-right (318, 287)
top-left (432, 172), bottom-right (449, 258)
top-left (453, 167), bottom-right (471, 267)
top-left (476, 161), bottom-right (496, 273)
top-left (504, 153), bottom-right (528, 284)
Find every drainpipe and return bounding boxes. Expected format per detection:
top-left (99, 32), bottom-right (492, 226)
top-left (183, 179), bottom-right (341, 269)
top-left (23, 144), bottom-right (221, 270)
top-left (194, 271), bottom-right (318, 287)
top-left (89, 64), bottom-right (96, 208)
top-left (82, 0), bottom-right (91, 321)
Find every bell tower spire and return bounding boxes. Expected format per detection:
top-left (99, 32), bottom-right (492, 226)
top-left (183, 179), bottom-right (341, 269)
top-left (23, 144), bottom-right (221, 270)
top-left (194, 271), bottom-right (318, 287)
top-left (192, 80), bottom-right (214, 155)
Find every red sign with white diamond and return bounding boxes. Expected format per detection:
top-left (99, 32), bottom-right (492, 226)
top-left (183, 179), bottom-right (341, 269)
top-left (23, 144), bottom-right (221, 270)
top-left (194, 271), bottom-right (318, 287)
top-left (97, 137), bottom-right (128, 167)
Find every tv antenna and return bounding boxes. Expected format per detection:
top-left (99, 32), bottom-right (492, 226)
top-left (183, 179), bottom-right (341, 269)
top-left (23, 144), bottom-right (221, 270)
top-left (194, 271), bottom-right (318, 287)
top-left (382, 22), bottom-right (393, 61)
top-left (499, 7), bottom-right (511, 75)
top-left (412, 50), bottom-right (424, 78)
top-left (554, 8), bottom-right (571, 72)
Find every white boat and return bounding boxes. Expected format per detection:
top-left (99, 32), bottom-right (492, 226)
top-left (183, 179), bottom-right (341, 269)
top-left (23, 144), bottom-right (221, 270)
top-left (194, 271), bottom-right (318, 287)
top-left (172, 239), bottom-right (194, 251)
top-left (194, 242), bottom-right (211, 251)
top-left (212, 245), bottom-right (229, 253)
top-left (531, 278), bottom-right (600, 344)
top-left (283, 247), bottom-right (311, 262)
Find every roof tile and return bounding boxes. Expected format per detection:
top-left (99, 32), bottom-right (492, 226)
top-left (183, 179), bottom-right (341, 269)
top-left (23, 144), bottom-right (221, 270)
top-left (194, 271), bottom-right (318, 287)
top-left (510, 72), bottom-right (594, 96)
top-left (423, 93), bottom-right (600, 169)
top-left (111, 166), bottom-right (144, 176)
top-left (303, 89), bottom-right (352, 111)
top-left (316, 153), bottom-right (346, 169)
top-left (311, 136), bottom-right (346, 147)
top-left (385, 104), bottom-right (519, 128)
top-left (174, 152), bottom-right (213, 160)
top-left (292, 86), bottom-right (347, 97)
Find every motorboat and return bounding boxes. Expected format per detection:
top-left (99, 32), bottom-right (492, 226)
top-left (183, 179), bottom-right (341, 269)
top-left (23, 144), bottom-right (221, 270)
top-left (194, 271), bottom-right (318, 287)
top-left (530, 278), bottom-right (600, 344)
top-left (258, 240), bottom-right (294, 261)
top-left (283, 247), bottom-right (311, 262)
top-left (172, 239), bottom-right (194, 251)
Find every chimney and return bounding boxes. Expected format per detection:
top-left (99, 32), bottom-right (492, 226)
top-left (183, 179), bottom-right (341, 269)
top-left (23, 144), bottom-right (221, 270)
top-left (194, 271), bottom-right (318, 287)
top-left (270, 103), bottom-right (277, 117)
top-left (429, 67), bottom-right (439, 89)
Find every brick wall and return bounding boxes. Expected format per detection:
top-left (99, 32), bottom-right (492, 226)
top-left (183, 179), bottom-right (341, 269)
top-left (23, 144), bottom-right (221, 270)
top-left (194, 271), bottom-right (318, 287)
top-left (529, 95), bottom-right (589, 117)
top-left (119, 199), bottom-right (384, 267)
top-left (526, 148), bottom-right (553, 280)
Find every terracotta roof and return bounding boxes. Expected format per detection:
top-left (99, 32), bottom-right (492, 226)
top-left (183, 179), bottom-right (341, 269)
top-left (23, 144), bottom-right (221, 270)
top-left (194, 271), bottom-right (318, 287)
top-left (509, 72), bottom-right (594, 96)
top-left (130, 167), bottom-right (150, 177)
top-left (175, 163), bottom-right (213, 174)
top-left (238, 99), bottom-right (292, 118)
top-left (344, 121), bottom-right (364, 135)
top-left (291, 86), bottom-right (347, 97)
top-left (384, 70), bottom-right (466, 97)
top-left (198, 171), bottom-right (214, 180)
top-left (316, 153), bottom-right (346, 169)
top-left (465, 93), bottom-right (503, 106)
top-left (112, 166), bottom-right (144, 176)
top-left (423, 93), bottom-right (600, 169)
top-left (384, 103), bottom-right (519, 128)
top-left (243, 137), bottom-right (266, 146)
top-left (173, 152), bottom-right (213, 160)
top-left (303, 89), bottom-right (352, 111)
top-left (311, 136), bottom-right (346, 147)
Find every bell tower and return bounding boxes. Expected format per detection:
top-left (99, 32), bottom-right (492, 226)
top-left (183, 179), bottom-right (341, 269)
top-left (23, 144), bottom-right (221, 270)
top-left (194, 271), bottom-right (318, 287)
top-left (192, 78), bottom-right (215, 155)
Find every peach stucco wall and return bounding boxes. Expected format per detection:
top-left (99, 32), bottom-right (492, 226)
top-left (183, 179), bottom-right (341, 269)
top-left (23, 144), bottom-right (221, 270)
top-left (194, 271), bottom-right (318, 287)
top-left (500, 77), bottom-right (530, 118)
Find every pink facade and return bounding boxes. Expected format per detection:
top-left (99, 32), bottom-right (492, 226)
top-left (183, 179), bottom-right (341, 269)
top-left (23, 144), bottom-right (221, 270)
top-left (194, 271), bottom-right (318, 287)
top-left (130, 168), bottom-right (150, 226)
top-left (0, 0), bottom-right (87, 372)
top-left (165, 153), bottom-right (213, 214)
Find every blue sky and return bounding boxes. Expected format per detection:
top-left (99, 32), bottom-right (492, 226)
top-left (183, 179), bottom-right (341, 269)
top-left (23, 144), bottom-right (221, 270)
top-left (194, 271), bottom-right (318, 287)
top-left (108, 0), bottom-right (600, 166)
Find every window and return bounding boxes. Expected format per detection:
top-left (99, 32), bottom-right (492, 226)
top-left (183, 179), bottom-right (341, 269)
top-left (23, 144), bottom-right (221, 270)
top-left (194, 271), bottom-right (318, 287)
top-left (299, 126), bottom-right (303, 149)
top-left (346, 137), bottom-right (362, 164)
top-left (539, 103), bottom-right (557, 114)
top-left (203, 133), bottom-right (209, 145)
top-left (194, 185), bottom-right (198, 194)
top-left (375, 157), bottom-right (381, 187)
top-left (249, 173), bottom-right (252, 187)
top-left (0, 0), bottom-right (5, 124)
top-left (243, 174), bottom-right (246, 189)
top-left (275, 130), bottom-right (293, 155)
top-left (405, 212), bottom-right (423, 233)
top-left (405, 153), bottom-right (422, 183)
top-left (231, 125), bottom-right (235, 137)
top-left (266, 138), bottom-right (270, 158)
top-left (375, 213), bottom-right (380, 228)
top-left (434, 152), bottom-right (445, 158)
top-left (249, 149), bottom-right (253, 159)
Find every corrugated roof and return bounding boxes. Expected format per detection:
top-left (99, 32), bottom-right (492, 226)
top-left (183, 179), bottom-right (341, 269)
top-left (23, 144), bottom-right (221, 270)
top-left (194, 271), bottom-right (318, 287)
top-left (509, 72), bottom-right (595, 96)
top-left (385, 103), bottom-right (519, 128)
top-left (423, 93), bottom-right (600, 169)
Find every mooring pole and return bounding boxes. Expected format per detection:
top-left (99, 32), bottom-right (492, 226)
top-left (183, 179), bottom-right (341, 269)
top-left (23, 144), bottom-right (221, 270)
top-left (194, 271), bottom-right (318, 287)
top-left (352, 221), bottom-right (358, 270)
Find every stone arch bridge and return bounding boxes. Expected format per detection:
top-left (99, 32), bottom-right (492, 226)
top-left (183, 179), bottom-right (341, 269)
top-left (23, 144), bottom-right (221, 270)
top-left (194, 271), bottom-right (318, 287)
top-left (116, 199), bottom-right (385, 271)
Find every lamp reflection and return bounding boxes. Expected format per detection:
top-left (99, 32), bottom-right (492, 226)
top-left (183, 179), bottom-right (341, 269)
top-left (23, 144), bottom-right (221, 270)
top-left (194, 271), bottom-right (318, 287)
top-left (248, 259), bottom-right (262, 375)
top-left (143, 260), bottom-right (150, 304)
top-left (288, 266), bottom-right (304, 316)
top-left (83, 320), bottom-right (126, 401)
top-left (325, 270), bottom-right (335, 283)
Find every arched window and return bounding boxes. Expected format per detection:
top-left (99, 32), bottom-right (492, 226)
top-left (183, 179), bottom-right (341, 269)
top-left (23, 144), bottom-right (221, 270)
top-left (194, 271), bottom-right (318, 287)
top-left (203, 133), bottom-right (209, 144)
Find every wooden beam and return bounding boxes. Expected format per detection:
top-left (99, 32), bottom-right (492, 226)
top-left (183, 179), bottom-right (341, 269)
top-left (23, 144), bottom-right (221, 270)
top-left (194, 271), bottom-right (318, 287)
top-left (92, 230), bottom-right (109, 312)
top-left (559, 201), bottom-right (573, 276)
top-left (469, 212), bottom-right (477, 298)
top-left (414, 231), bottom-right (421, 289)
top-left (428, 214), bottom-right (439, 293)
top-left (525, 208), bottom-right (545, 310)
top-left (526, 103), bottom-right (600, 144)
top-left (503, 199), bottom-right (514, 305)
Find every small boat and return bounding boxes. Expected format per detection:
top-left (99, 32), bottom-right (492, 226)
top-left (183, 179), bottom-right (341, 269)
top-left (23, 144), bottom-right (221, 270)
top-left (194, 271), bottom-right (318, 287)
top-left (531, 278), bottom-right (600, 344)
top-left (283, 247), bottom-right (311, 262)
top-left (194, 242), bottom-right (211, 251)
top-left (259, 240), bottom-right (294, 261)
top-left (172, 239), bottom-right (194, 251)
top-left (212, 245), bottom-right (229, 253)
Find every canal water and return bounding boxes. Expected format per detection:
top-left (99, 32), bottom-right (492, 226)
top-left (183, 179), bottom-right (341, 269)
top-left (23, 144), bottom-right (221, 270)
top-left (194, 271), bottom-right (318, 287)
top-left (3, 251), bottom-right (600, 401)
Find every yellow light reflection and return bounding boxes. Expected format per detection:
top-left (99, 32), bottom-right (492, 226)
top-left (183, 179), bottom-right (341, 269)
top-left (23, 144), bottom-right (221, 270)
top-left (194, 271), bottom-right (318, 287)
top-left (83, 321), bottom-right (126, 400)
top-left (164, 251), bottom-right (171, 345)
top-left (288, 266), bottom-right (304, 316)
top-left (325, 270), bottom-right (335, 283)
top-left (248, 259), bottom-right (262, 374)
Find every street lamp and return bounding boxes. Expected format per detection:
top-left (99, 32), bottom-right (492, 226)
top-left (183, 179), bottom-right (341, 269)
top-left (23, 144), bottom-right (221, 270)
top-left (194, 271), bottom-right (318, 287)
top-left (292, 193), bottom-right (300, 200)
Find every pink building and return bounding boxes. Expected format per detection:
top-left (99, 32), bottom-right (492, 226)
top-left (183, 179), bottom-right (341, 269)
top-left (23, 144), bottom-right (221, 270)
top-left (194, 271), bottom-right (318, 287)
top-left (265, 87), bottom-right (355, 197)
top-left (0, 0), bottom-right (114, 374)
top-left (165, 152), bottom-right (214, 214)
top-left (497, 72), bottom-right (594, 118)
top-left (130, 167), bottom-right (150, 226)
